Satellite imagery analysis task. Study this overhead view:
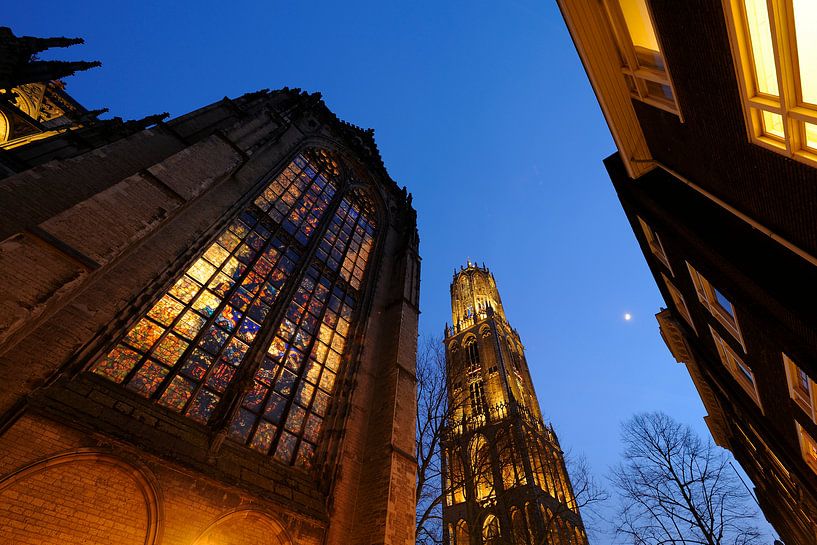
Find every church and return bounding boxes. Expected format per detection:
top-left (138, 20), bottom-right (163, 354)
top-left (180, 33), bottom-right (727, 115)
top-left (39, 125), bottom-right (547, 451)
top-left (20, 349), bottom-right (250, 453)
top-left (0, 28), bottom-right (420, 545)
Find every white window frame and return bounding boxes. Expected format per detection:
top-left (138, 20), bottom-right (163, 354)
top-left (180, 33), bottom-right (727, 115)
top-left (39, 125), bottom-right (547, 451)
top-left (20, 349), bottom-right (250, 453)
top-left (638, 217), bottom-right (673, 274)
top-left (600, 0), bottom-right (683, 118)
top-left (722, 0), bottom-right (817, 167)
top-left (784, 352), bottom-right (816, 421)
top-left (661, 273), bottom-right (696, 333)
top-left (688, 262), bottom-right (746, 351)
top-left (710, 325), bottom-right (762, 410)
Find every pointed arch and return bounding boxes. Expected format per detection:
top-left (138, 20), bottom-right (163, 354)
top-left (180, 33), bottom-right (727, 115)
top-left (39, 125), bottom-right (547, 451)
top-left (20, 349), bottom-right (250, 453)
top-left (482, 513), bottom-right (501, 545)
top-left (468, 433), bottom-right (494, 501)
top-left (191, 508), bottom-right (293, 545)
top-left (455, 519), bottom-right (469, 545)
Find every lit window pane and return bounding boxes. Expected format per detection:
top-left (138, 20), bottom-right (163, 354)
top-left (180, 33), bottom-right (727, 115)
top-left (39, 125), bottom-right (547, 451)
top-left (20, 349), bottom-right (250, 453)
top-left (743, 0), bottom-right (779, 96)
top-left (617, 0), bottom-right (663, 70)
top-left (793, 0), bottom-right (817, 104)
top-left (761, 110), bottom-right (784, 138)
top-left (805, 122), bottom-right (817, 150)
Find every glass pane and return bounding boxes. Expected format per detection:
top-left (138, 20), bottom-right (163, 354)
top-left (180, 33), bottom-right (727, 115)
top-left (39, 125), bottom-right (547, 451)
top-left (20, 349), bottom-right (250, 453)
top-left (713, 288), bottom-right (735, 317)
top-left (761, 110), bottom-right (785, 138)
top-left (743, 0), bottom-right (779, 96)
top-left (617, 0), bottom-right (663, 70)
top-left (793, 0), bottom-right (817, 104)
top-left (805, 122), bottom-right (817, 150)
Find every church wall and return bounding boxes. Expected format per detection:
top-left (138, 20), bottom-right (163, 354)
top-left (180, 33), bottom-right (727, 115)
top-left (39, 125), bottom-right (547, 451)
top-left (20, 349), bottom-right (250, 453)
top-left (0, 413), bottom-right (320, 545)
top-left (0, 90), bottom-right (419, 545)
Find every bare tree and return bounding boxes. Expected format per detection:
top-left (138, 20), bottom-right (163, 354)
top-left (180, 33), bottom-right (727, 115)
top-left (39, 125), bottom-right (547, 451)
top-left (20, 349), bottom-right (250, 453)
top-left (416, 335), bottom-right (449, 545)
top-left (612, 412), bottom-right (762, 545)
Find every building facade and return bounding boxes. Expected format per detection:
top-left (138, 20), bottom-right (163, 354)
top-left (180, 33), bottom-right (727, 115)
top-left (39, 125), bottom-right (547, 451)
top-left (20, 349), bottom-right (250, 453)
top-left (557, 1), bottom-right (817, 543)
top-left (0, 30), bottom-right (420, 545)
top-left (441, 263), bottom-right (588, 545)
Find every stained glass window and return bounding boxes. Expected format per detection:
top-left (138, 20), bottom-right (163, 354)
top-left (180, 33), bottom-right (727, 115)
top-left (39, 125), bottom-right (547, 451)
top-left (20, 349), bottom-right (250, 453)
top-left (90, 151), bottom-right (347, 430)
top-left (227, 190), bottom-right (378, 468)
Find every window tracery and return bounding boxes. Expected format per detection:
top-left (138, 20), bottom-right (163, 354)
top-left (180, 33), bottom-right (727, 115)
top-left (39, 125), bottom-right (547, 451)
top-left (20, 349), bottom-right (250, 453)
top-left (90, 148), bottom-right (378, 469)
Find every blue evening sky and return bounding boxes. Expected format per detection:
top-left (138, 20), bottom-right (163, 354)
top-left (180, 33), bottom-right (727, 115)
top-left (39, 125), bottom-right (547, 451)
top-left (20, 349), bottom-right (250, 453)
top-left (6, 1), bottom-right (774, 540)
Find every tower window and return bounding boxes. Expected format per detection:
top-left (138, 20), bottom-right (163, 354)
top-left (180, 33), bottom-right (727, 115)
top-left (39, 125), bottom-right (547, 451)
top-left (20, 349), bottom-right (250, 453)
top-left (724, 0), bottom-right (817, 166)
top-left (465, 337), bottom-right (480, 371)
top-left (89, 150), bottom-right (377, 469)
top-left (470, 381), bottom-right (488, 415)
top-left (601, 0), bottom-right (681, 116)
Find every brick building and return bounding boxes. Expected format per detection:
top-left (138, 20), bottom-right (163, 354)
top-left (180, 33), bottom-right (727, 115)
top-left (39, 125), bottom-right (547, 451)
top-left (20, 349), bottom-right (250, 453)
top-left (441, 263), bottom-right (589, 545)
top-left (557, 1), bottom-right (817, 543)
top-left (0, 29), bottom-right (420, 545)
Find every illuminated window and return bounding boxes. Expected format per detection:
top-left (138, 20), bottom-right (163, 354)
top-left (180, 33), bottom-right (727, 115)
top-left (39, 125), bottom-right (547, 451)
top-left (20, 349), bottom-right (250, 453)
top-left (482, 514), bottom-right (501, 545)
top-left (661, 273), bottom-right (696, 333)
top-left (638, 217), bottom-right (673, 273)
top-left (601, 0), bottom-right (681, 116)
top-left (687, 263), bottom-right (745, 350)
top-left (709, 326), bottom-right (762, 409)
top-left (796, 422), bottom-right (817, 474)
top-left (90, 150), bottom-right (378, 469)
top-left (466, 337), bottom-right (480, 370)
top-left (784, 353), bottom-right (816, 420)
top-left (470, 380), bottom-right (488, 415)
top-left (724, 0), bottom-right (817, 165)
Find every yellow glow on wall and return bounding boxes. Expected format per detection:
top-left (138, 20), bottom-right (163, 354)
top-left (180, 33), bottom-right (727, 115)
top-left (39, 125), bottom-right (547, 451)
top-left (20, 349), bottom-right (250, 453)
top-left (793, 0), bottom-right (817, 105)
top-left (762, 110), bottom-right (785, 138)
top-left (617, 0), bottom-right (659, 52)
top-left (743, 0), bottom-right (779, 96)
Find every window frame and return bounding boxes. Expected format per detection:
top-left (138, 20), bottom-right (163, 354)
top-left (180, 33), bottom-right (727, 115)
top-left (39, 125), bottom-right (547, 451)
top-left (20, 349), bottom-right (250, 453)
top-left (723, 0), bottom-right (817, 166)
top-left (687, 262), bottom-right (746, 351)
top-left (784, 352), bottom-right (816, 420)
top-left (796, 421), bottom-right (817, 474)
top-left (638, 217), bottom-right (673, 274)
top-left (709, 325), bottom-right (763, 410)
top-left (601, 0), bottom-right (683, 118)
top-left (661, 273), bottom-right (696, 334)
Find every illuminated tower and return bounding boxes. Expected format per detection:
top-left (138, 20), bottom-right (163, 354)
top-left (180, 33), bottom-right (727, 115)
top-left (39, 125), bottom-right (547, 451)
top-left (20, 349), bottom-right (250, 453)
top-left (441, 262), bottom-right (589, 545)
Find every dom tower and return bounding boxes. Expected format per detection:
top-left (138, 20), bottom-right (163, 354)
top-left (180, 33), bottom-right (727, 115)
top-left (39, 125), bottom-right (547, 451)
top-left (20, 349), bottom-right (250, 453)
top-left (442, 262), bottom-right (589, 545)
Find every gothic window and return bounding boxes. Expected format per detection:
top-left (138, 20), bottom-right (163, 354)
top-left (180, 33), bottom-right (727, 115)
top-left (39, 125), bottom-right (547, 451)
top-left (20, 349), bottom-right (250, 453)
top-left (89, 149), bottom-right (378, 469)
top-left (482, 514), bottom-right (501, 545)
top-left (470, 380), bottom-right (488, 416)
top-left (497, 429), bottom-right (525, 489)
top-left (511, 508), bottom-right (528, 545)
top-left (469, 434), bottom-right (494, 501)
top-left (466, 337), bottom-right (480, 371)
top-left (455, 520), bottom-right (469, 545)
